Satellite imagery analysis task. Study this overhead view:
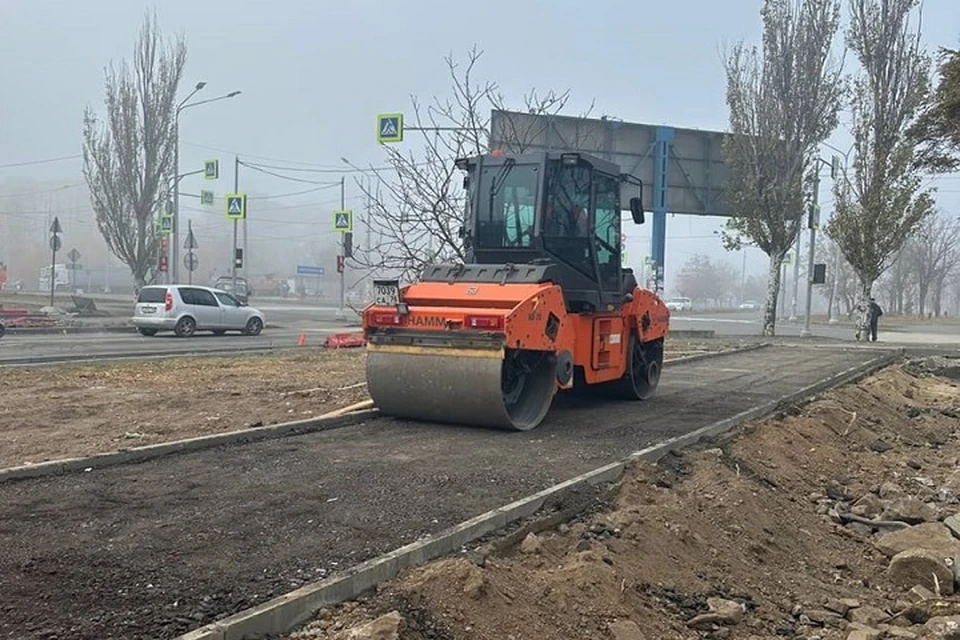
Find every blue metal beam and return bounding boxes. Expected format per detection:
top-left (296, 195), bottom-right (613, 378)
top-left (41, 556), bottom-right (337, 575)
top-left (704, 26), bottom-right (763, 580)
top-left (651, 126), bottom-right (673, 296)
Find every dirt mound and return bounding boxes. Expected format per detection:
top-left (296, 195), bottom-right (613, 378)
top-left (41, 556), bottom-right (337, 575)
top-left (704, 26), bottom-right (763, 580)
top-left (289, 363), bottom-right (960, 639)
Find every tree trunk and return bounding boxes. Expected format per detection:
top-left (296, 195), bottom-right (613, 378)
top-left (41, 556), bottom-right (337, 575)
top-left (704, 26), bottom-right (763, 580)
top-left (933, 275), bottom-right (945, 317)
top-left (855, 278), bottom-right (873, 341)
top-left (827, 276), bottom-right (836, 322)
top-left (762, 253), bottom-right (782, 337)
top-left (918, 280), bottom-right (929, 317)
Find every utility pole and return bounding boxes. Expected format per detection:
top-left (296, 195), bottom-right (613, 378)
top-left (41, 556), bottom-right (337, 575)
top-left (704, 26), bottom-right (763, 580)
top-left (336, 176), bottom-right (346, 321)
top-left (790, 229), bottom-right (802, 321)
top-left (49, 216), bottom-right (62, 307)
top-left (801, 155), bottom-right (839, 336)
top-left (365, 176), bottom-right (373, 303)
top-left (242, 161), bottom-right (248, 286)
top-left (172, 119), bottom-right (181, 283)
top-left (231, 155), bottom-right (239, 296)
top-left (800, 169), bottom-right (820, 337)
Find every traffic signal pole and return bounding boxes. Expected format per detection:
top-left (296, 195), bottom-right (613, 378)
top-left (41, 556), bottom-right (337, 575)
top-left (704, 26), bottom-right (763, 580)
top-left (231, 155), bottom-right (239, 296)
top-left (336, 176), bottom-right (346, 321)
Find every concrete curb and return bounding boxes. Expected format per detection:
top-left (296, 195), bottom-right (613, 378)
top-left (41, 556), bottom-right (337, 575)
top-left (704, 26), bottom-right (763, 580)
top-left (176, 348), bottom-right (901, 640)
top-left (5, 323), bottom-right (284, 336)
top-left (0, 343), bottom-right (301, 368)
top-left (6, 325), bottom-right (134, 335)
top-left (0, 410), bottom-right (379, 484)
top-left (0, 344), bottom-right (767, 482)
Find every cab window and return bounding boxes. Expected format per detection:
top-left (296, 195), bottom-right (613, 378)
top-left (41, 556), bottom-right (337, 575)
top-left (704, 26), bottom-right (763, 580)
top-left (475, 163), bottom-right (538, 249)
top-left (594, 174), bottom-right (621, 290)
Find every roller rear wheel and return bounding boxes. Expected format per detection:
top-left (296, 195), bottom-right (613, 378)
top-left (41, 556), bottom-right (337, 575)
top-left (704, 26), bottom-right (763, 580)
top-left (601, 335), bottom-right (662, 400)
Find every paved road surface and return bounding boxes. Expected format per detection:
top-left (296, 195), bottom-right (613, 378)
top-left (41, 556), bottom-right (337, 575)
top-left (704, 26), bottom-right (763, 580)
top-left (0, 325), bottom-right (354, 364)
top-left (672, 311), bottom-right (960, 344)
top-left (0, 302), bottom-right (359, 364)
top-left (0, 345), bottom-right (885, 640)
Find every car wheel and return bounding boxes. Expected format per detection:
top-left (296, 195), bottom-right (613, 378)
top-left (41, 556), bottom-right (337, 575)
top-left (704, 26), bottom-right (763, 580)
top-left (244, 317), bottom-right (263, 336)
top-left (138, 328), bottom-right (158, 337)
top-left (174, 316), bottom-right (196, 338)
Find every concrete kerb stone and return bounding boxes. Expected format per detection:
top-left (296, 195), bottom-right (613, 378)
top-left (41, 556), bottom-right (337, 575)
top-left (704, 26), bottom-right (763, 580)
top-left (176, 348), bottom-right (895, 640)
top-left (0, 344), bottom-right (299, 368)
top-left (177, 461), bottom-right (627, 640)
top-left (0, 410), bottom-right (379, 484)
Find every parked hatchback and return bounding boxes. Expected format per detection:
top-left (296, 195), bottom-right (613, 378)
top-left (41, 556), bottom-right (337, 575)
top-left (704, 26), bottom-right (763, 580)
top-left (133, 285), bottom-right (265, 337)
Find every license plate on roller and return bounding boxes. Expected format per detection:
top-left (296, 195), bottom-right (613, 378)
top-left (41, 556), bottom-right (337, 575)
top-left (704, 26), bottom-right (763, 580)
top-left (373, 280), bottom-right (400, 307)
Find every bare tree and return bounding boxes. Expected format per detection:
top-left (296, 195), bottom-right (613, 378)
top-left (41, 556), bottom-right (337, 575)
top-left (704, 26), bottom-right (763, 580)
top-left (676, 254), bottom-right (739, 306)
top-left (721, 0), bottom-right (846, 336)
top-left (82, 13), bottom-right (186, 287)
top-left (818, 233), bottom-right (859, 320)
top-left (349, 47), bottom-right (592, 285)
top-left (877, 248), bottom-right (913, 315)
top-left (904, 211), bottom-right (960, 316)
top-left (825, 0), bottom-right (934, 336)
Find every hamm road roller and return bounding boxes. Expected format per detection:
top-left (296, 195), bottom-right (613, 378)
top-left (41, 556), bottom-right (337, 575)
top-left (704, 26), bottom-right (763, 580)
top-left (361, 150), bottom-right (670, 430)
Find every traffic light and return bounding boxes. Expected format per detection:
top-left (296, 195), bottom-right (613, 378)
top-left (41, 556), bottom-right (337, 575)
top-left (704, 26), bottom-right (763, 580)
top-left (336, 255), bottom-right (345, 273)
top-left (343, 232), bottom-right (353, 258)
top-left (812, 263), bottom-right (827, 285)
top-left (234, 248), bottom-right (243, 268)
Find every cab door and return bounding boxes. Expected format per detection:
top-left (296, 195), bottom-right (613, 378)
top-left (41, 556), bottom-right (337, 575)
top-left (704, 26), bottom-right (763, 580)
top-left (592, 173), bottom-right (623, 300)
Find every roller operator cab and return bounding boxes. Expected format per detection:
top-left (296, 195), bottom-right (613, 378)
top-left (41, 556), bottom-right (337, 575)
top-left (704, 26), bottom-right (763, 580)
top-left (362, 151), bottom-right (670, 431)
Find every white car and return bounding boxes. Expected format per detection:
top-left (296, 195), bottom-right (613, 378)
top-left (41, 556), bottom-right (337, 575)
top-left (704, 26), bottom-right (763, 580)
top-left (665, 297), bottom-right (693, 312)
top-left (133, 285), bottom-right (265, 337)
top-left (739, 300), bottom-right (760, 310)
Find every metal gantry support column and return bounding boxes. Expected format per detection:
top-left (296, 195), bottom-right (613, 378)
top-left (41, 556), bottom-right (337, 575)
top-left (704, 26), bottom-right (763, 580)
top-left (650, 126), bottom-right (673, 297)
top-left (800, 169), bottom-right (822, 337)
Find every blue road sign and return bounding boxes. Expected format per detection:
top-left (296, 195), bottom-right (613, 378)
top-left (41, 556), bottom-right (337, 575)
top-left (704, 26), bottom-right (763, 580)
top-left (296, 265), bottom-right (325, 276)
top-left (377, 113), bottom-right (403, 144)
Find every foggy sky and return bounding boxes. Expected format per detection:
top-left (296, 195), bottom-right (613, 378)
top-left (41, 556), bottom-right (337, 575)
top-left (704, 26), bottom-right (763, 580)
top-left (1, 0), bottom-right (958, 291)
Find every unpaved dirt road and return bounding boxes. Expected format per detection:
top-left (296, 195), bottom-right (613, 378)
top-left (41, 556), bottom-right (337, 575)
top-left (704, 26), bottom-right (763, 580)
top-left (293, 358), bottom-right (960, 640)
top-left (0, 338), bottom-right (743, 468)
top-left (0, 349), bottom-right (369, 468)
top-left (0, 345), bottom-right (882, 640)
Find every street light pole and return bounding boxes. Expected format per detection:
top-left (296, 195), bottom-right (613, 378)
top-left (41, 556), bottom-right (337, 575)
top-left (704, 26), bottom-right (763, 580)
top-left (172, 82), bottom-right (205, 283)
top-left (800, 153), bottom-right (843, 337)
top-left (173, 85), bottom-right (241, 283)
top-left (800, 169), bottom-right (821, 337)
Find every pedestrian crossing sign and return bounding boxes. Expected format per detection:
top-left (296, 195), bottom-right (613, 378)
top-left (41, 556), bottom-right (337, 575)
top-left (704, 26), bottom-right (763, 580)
top-left (333, 210), bottom-right (353, 232)
top-left (377, 113), bottom-right (403, 144)
top-left (225, 194), bottom-right (247, 220)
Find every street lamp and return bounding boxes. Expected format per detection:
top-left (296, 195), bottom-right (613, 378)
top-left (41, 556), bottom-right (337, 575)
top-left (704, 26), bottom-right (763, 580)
top-left (171, 84), bottom-right (241, 282)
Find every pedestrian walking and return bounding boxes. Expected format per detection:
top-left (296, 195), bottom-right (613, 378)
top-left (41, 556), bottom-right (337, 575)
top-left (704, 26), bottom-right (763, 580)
top-left (867, 297), bottom-right (883, 342)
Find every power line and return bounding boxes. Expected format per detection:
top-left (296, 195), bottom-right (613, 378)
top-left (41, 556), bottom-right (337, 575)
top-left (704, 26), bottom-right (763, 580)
top-left (239, 161), bottom-right (345, 185)
top-left (0, 154), bottom-right (82, 169)
top-left (0, 184), bottom-right (81, 199)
